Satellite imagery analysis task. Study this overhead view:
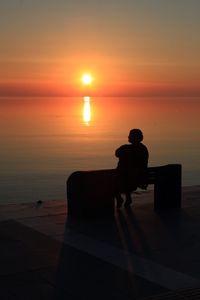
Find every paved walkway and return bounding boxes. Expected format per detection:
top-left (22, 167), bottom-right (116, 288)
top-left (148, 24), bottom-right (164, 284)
top-left (0, 186), bottom-right (200, 299)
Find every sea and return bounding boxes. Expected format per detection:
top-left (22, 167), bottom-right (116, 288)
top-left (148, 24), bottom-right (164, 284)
top-left (0, 96), bottom-right (199, 204)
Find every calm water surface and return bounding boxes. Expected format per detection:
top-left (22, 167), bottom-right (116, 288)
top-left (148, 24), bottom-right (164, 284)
top-left (0, 96), bottom-right (199, 204)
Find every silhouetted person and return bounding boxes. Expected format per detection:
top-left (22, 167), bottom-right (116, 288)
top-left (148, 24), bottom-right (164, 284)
top-left (115, 129), bottom-right (149, 208)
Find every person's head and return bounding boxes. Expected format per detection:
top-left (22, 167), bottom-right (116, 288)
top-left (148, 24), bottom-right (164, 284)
top-left (128, 128), bottom-right (143, 143)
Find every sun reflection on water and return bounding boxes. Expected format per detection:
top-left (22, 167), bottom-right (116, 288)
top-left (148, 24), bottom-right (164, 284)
top-left (83, 96), bottom-right (91, 125)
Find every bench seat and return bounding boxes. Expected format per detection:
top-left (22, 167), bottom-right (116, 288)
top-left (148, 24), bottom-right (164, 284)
top-left (67, 164), bottom-right (182, 217)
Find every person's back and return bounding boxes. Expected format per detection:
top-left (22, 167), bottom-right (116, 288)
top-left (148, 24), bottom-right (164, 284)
top-left (115, 129), bottom-right (149, 208)
top-left (116, 143), bottom-right (148, 170)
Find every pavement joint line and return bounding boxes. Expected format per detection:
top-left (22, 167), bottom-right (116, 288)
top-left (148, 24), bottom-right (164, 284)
top-left (62, 228), bottom-right (200, 291)
top-left (18, 218), bottom-right (200, 290)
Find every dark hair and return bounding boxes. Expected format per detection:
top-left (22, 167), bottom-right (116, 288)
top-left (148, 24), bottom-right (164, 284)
top-left (129, 128), bottom-right (143, 143)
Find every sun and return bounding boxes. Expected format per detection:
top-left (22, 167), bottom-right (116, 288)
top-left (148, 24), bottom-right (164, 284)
top-left (82, 74), bottom-right (93, 85)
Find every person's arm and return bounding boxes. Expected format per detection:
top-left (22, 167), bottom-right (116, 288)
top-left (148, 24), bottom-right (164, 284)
top-left (115, 145), bottom-right (123, 158)
top-left (115, 148), bottom-right (120, 157)
top-left (144, 147), bottom-right (149, 167)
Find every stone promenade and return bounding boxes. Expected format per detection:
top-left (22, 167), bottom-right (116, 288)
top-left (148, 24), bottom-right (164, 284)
top-left (0, 186), bottom-right (200, 299)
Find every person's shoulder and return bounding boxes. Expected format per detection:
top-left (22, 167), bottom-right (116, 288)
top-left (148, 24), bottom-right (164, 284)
top-left (140, 142), bottom-right (147, 148)
top-left (140, 143), bottom-right (149, 152)
top-left (116, 144), bottom-right (129, 151)
top-left (115, 144), bottom-right (130, 156)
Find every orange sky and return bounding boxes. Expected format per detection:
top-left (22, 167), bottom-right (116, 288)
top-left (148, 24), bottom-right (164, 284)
top-left (0, 0), bottom-right (200, 97)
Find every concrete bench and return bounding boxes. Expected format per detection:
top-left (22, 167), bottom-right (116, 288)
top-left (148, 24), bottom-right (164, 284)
top-left (67, 164), bottom-right (182, 217)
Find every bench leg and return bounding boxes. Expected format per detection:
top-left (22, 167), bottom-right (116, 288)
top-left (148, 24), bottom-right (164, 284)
top-left (154, 164), bottom-right (182, 210)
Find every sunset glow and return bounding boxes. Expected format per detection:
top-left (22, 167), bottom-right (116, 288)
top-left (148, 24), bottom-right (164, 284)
top-left (0, 1), bottom-right (200, 97)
